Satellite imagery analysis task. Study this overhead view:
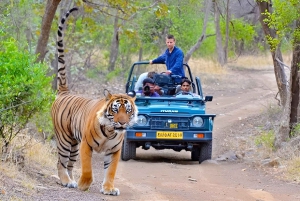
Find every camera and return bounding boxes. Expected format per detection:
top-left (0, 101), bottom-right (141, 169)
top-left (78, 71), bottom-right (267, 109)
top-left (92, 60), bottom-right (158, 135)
top-left (143, 85), bottom-right (151, 96)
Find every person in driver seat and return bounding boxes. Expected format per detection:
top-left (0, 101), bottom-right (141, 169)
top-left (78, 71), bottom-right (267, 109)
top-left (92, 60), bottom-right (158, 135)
top-left (176, 79), bottom-right (200, 97)
top-left (180, 79), bottom-right (192, 94)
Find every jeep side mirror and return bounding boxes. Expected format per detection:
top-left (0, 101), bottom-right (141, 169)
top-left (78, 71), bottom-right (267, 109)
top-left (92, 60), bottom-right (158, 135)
top-left (127, 90), bottom-right (136, 98)
top-left (205, 96), bottom-right (213, 102)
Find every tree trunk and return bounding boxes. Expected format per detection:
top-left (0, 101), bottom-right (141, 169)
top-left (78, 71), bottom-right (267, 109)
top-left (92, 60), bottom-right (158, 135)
top-left (257, 1), bottom-right (289, 147)
top-left (289, 19), bottom-right (300, 134)
top-left (274, 43), bottom-right (300, 148)
top-left (223, 0), bottom-right (229, 64)
top-left (257, 1), bottom-right (288, 106)
top-left (35, 0), bottom-right (61, 63)
top-left (214, 0), bottom-right (226, 66)
top-left (184, 0), bottom-right (213, 63)
top-left (108, 15), bottom-right (120, 72)
top-left (138, 47), bottom-right (143, 61)
top-left (51, 53), bottom-right (58, 91)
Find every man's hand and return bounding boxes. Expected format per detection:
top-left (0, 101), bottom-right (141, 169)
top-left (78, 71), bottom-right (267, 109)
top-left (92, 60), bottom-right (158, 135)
top-left (165, 70), bottom-right (172, 75)
top-left (149, 60), bottom-right (153, 64)
top-left (154, 85), bottom-right (163, 95)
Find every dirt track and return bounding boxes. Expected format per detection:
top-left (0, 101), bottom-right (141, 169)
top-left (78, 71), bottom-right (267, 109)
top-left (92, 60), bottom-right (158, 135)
top-left (49, 68), bottom-right (299, 201)
top-left (96, 68), bottom-right (299, 201)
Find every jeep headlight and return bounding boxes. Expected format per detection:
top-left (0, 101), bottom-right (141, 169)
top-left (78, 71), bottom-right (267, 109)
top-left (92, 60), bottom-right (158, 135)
top-left (136, 115), bottom-right (147, 126)
top-left (192, 116), bottom-right (203, 127)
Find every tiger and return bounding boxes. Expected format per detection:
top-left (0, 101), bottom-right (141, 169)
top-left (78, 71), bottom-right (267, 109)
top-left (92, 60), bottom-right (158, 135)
top-left (51, 7), bottom-right (138, 196)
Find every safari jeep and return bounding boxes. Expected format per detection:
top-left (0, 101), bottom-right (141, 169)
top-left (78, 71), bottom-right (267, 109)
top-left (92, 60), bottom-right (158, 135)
top-left (122, 61), bottom-right (216, 163)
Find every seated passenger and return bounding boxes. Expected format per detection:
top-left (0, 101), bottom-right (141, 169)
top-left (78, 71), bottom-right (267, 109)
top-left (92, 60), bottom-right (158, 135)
top-left (176, 79), bottom-right (199, 97)
top-left (180, 79), bottom-right (191, 94)
top-left (138, 78), bottom-right (160, 97)
top-left (134, 71), bottom-right (157, 91)
top-left (135, 71), bottom-right (163, 95)
top-left (134, 72), bottom-right (148, 91)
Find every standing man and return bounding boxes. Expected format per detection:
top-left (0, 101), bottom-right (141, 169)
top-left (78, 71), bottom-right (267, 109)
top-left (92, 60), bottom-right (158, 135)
top-left (149, 34), bottom-right (185, 77)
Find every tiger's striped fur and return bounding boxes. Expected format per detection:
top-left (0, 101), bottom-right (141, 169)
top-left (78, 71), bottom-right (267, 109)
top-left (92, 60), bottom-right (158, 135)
top-left (51, 7), bottom-right (138, 196)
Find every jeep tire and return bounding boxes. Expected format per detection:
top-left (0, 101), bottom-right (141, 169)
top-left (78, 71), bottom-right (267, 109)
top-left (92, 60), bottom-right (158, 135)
top-left (121, 137), bottom-right (136, 161)
top-left (191, 146), bottom-right (200, 161)
top-left (199, 141), bottom-right (212, 164)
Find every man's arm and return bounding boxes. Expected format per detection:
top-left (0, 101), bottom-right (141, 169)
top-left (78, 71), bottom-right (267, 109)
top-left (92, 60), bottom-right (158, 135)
top-left (150, 51), bottom-right (167, 64)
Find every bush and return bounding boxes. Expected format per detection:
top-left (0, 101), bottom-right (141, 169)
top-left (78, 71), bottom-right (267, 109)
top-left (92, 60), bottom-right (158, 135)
top-left (0, 37), bottom-right (55, 149)
top-left (255, 130), bottom-right (275, 151)
top-left (291, 123), bottom-right (300, 138)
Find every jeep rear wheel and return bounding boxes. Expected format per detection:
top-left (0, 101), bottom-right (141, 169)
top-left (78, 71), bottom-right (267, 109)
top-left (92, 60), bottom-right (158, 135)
top-left (121, 138), bottom-right (136, 161)
top-left (199, 141), bottom-right (212, 164)
top-left (191, 147), bottom-right (200, 161)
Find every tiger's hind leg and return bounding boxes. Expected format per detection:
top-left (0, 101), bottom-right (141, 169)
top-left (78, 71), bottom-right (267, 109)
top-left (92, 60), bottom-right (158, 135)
top-left (78, 140), bottom-right (93, 191)
top-left (67, 142), bottom-right (80, 185)
top-left (100, 149), bottom-right (121, 196)
top-left (57, 139), bottom-right (79, 188)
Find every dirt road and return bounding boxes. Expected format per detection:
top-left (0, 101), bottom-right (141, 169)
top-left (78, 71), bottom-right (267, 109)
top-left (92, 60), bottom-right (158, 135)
top-left (14, 68), bottom-right (300, 200)
top-left (95, 69), bottom-right (299, 201)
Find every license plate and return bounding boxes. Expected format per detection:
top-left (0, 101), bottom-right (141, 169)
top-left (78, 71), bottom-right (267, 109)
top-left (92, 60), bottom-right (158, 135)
top-left (156, 131), bottom-right (183, 139)
top-left (168, 123), bottom-right (178, 129)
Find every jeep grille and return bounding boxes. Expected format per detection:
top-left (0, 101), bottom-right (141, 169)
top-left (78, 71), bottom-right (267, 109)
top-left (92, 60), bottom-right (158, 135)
top-left (151, 117), bottom-right (190, 130)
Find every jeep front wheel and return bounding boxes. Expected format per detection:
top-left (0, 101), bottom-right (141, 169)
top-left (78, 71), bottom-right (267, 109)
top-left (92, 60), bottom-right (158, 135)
top-left (121, 138), bottom-right (136, 161)
top-left (191, 146), bottom-right (200, 161)
top-left (199, 141), bottom-right (212, 164)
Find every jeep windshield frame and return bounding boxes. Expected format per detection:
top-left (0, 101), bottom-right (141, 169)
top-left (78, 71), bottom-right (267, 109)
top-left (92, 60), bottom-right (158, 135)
top-left (125, 61), bottom-right (199, 96)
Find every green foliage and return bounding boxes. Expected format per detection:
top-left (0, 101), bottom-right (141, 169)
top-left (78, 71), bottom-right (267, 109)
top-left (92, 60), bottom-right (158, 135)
top-left (261, 0), bottom-right (300, 50)
top-left (0, 0), bottom-right (44, 52)
top-left (0, 36), bottom-right (55, 147)
top-left (106, 67), bottom-right (123, 81)
top-left (219, 17), bottom-right (258, 55)
top-left (255, 130), bottom-right (275, 151)
top-left (291, 123), bottom-right (300, 138)
top-left (137, 0), bottom-right (215, 57)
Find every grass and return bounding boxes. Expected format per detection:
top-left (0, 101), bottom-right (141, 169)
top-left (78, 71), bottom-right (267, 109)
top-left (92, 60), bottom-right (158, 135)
top-left (188, 58), bottom-right (227, 75)
top-left (291, 123), bottom-right (300, 138)
top-left (0, 133), bottom-right (57, 195)
top-left (254, 130), bottom-right (275, 152)
top-left (26, 141), bottom-right (57, 170)
top-left (286, 157), bottom-right (300, 182)
top-left (228, 54), bottom-right (274, 70)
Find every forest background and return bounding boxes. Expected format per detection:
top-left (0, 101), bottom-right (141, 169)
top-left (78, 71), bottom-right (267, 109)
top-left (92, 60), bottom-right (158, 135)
top-left (1, 0), bottom-right (300, 187)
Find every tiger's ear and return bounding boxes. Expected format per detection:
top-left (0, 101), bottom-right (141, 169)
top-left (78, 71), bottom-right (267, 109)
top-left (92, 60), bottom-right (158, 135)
top-left (103, 89), bottom-right (112, 101)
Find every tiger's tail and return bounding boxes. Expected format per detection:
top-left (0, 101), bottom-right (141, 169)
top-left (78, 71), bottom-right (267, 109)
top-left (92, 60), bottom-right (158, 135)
top-left (56, 7), bottom-right (78, 94)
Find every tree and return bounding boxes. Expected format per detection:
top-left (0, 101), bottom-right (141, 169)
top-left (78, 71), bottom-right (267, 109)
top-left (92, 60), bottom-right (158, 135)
top-left (184, 0), bottom-right (213, 63)
top-left (83, 0), bottom-right (163, 71)
top-left (256, 0), bottom-right (300, 147)
top-left (35, 0), bottom-right (61, 63)
top-left (256, 0), bottom-right (288, 107)
top-left (214, 0), bottom-right (226, 66)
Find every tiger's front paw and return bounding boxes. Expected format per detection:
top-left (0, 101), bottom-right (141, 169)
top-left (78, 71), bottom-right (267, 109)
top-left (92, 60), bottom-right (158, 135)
top-left (62, 181), bottom-right (78, 188)
top-left (78, 176), bottom-right (93, 191)
top-left (100, 187), bottom-right (120, 196)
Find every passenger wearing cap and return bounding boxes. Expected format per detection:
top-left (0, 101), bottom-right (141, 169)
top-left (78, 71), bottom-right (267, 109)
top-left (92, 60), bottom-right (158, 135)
top-left (139, 78), bottom-right (160, 97)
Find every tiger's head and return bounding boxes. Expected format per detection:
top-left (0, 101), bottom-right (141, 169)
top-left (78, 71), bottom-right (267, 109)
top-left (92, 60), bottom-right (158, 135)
top-left (97, 90), bottom-right (138, 130)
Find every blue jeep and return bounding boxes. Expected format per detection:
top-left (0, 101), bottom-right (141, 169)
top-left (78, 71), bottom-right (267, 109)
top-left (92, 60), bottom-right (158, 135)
top-left (122, 61), bottom-right (216, 163)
